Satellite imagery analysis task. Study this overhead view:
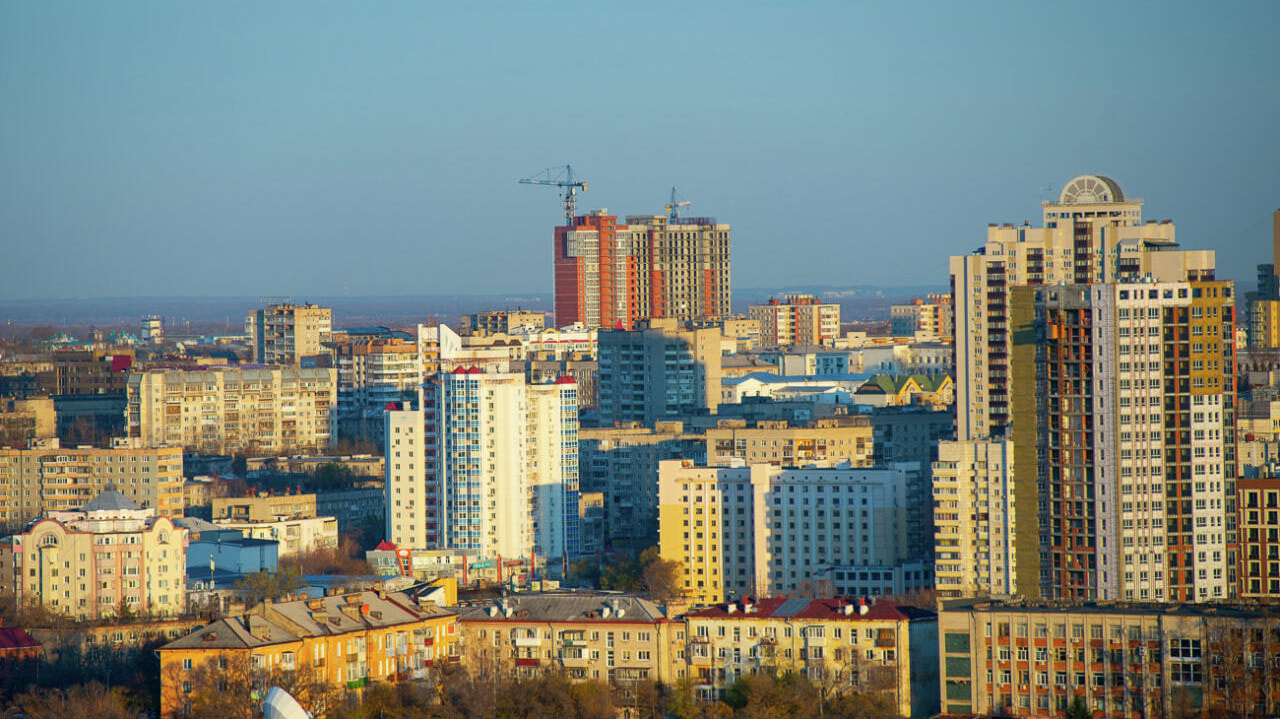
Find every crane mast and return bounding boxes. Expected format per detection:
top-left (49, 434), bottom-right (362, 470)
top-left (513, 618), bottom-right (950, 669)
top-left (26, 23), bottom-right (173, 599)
top-left (519, 165), bottom-right (588, 226)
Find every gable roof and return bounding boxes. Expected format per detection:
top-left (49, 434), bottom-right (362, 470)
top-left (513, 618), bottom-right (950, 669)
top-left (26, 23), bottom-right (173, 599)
top-left (685, 597), bottom-right (917, 622)
top-left (0, 626), bottom-right (41, 652)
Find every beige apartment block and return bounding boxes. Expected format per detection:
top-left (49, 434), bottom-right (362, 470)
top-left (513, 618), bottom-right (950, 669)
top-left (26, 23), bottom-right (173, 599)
top-left (0, 396), bottom-right (56, 448)
top-left (749, 295), bottom-right (841, 347)
top-left (212, 492), bottom-right (318, 522)
top-left (658, 461), bottom-right (926, 606)
top-left (463, 309), bottom-right (546, 335)
top-left (704, 418), bottom-right (873, 468)
top-left (126, 366), bottom-right (336, 455)
top-left (0, 488), bottom-right (187, 620)
top-left (932, 439), bottom-right (1016, 598)
top-left (890, 294), bottom-right (954, 339)
top-left (0, 438), bottom-right (184, 528)
top-left (246, 302), bottom-right (332, 365)
top-left (456, 593), bottom-right (683, 685)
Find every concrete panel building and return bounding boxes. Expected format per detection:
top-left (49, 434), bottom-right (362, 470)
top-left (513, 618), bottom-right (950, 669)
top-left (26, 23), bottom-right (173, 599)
top-left (246, 302), bottom-right (332, 365)
top-left (597, 319), bottom-right (724, 425)
top-left (749, 295), bottom-right (840, 347)
top-left (127, 366), bottom-right (337, 455)
top-left (0, 438), bottom-right (184, 528)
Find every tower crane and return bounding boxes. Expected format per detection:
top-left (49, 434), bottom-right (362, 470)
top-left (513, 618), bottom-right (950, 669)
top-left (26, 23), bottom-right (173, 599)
top-left (665, 186), bottom-right (691, 220)
top-left (519, 165), bottom-right (588, 226)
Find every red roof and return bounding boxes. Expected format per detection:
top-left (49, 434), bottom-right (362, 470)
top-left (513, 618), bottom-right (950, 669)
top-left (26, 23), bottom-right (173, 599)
top-left (554, 375), bottom-right (577, 384)
top-left (0, 626), bottom-right (41, 652)
top-left (451, 366), bottom-right (468, 375)
top-left (374, 540), bottom-right (398, 551)
top-left (467, 366), bottom-right (482, 374)
top-left (384, 402), bottom-right (402, 411)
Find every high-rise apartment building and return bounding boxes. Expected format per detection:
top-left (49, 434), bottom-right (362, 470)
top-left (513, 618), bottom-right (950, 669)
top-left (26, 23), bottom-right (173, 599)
top-left (385, 372), bottom-right (579, 572)
top-left (658, 460), bottom-right (927, 605)
top-left (946, 175), bottom-right (1221, 600)
top-left (328, 336), bottom-right (421, 439)
top-left (0, 438), bottom-right (184, 528)
top-left (748, 295), bottom-right (841, 347)
top-left (1022, 280), bottom-right (1237, 603)
top-left (126, 366), bottom-right (336, 455)
top-left (932, 439), bottom-right (1016, 598)
top-left (951, 175), bottom-right (1214, 442)
top-left (596, 318), bottom-right (723, 425)
top-left (246, 302), bottom-right (332, 365)
top-left (0, 488), bottom-right (187, 620)
top-left (554, 211), bottom-right (730, 329)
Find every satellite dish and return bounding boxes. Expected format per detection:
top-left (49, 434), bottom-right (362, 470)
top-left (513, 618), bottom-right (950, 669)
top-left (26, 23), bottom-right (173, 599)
top-left (262, 686), bottom-right (312, 719)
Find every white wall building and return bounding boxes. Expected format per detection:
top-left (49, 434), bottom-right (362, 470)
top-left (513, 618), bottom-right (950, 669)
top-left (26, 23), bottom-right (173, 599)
top-left (385, 371), bottom-right (580, 574)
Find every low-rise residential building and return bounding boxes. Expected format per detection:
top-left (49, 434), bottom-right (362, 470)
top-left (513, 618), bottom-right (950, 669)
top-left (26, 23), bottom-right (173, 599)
top-left (853, 374), bottom-right (953, 409)
top-left (214, 514), bottom-right (337, 559)
top-left (938, 597), bottom-right (1280, 719)
top-left (158, 590), bottom-right (458, 718)
top-left (213, 491), bottom-right (318, 522)
top-left (455, 593), bottom-right (681, 684)
top-left (720, 372), bottom-right (869, 405)
top-left (127, 366), bottom-right (337, 455)
top-left (0, 623), bottom-right (42, 692)
top-left (0, 437), bottom-right (184, 528)
top-left (658, 461), bottom-right (927, 605)
top-left (704, 418), bottom-right (873, 468)
top-left (683, 596), bottom-right (937, 718)
top-left (0, 488), bottom-right (187, 620)
top-left (245, 453), bottom-right (385, 478)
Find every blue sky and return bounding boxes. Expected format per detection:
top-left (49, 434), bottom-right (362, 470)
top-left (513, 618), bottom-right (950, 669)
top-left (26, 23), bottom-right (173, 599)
top-left (2, 1), bottom-right (1277, 300)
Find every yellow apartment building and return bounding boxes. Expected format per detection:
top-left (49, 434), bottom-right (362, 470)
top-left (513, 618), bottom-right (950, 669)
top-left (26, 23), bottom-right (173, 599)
top-left (704, 418), bottom-right (873, 468)
top-left (683, 596), bottom-right (937, 718)
top-left (158, 589), bottom-right (457, 718)
top-left (0, 488), bottom-right (187, 620)
top-left (456, 593), bottom-right (684, 685)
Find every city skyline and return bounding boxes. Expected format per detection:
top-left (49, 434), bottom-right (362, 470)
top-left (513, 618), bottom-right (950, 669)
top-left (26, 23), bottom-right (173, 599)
top-left (3, 2), bottom-right (1278, 301)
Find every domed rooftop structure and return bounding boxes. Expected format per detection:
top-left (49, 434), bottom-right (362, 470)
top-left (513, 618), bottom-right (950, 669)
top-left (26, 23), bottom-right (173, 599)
top-left (1059, 175), bottom-right (1125, 204)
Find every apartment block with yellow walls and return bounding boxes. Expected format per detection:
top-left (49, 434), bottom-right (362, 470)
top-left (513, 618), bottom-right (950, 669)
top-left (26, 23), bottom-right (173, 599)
top-left (659, 460), bottom-right (925, 606)
top-left (0, 438), bottom-right (183, 527)
top-left (158, 589), bottom-right (457, 718)
top-left (704, 418), bottom-right (873, 468)
top-left (0, 488), bottom-right (186, 620)
top-left (455, 593), bottom-right (685, 685)
top-left (683, 596), bottom-right (938, 718)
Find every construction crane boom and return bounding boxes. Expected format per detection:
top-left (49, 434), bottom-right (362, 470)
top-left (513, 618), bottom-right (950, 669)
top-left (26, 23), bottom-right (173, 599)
top-left (519, 165), bottom-right (588, 226)
top-left (665, 186), bottom-right (691, 220)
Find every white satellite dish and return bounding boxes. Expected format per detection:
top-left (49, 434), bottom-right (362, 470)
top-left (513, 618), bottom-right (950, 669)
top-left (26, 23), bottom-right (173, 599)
top-left (262, 686), bottom-right (312, 719)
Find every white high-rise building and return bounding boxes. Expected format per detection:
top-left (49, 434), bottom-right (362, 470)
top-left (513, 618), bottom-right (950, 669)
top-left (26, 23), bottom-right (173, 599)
top-left (384, 371), bottom-right (579, 572)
